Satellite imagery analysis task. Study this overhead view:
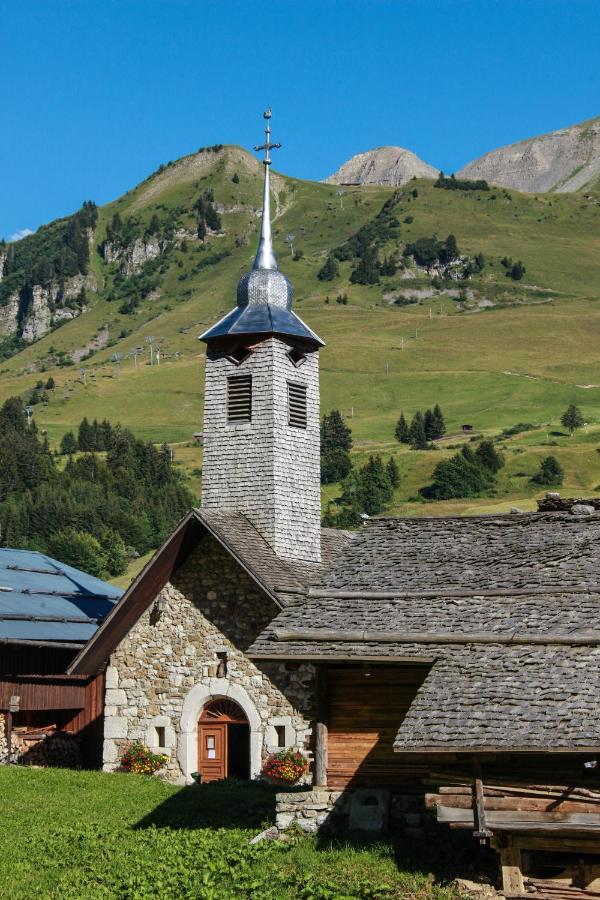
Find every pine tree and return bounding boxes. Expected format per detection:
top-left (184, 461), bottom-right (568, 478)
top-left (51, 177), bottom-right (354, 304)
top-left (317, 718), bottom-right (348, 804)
top-left (60, 432), bottom-right (77, 455)
top-left (532, 455), bottom-right (564, 486)
top-left (77, 417), bottom-right (94, 451)
top-left (350, 241), bottom-right (380, 285)
top-left (321, 448), bottom-right (352, 484)
top-left (424, 409), bottom-right (436, 441)
top-left (395, 412), bottom-right (410, 443)
top-left (45, 376), bottom-right (55, 390)
top-left (431, 404), bottom-right (446, 439)
top-left (386, 456), bottom-right (400, 488)
top-left (409, 411), bottom-right (428, 450)
top-left (561, 405), bottom-right (584, 435)
top-left (321, 410), bottom-right (352, 453)
top-left (475, 439), bottom-right (505, 473)
top-left (317, 255), bottom-right (339, 281)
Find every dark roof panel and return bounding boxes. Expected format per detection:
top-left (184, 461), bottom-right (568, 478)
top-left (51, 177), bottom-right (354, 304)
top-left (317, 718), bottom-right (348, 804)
top-left (199, 304), bottom-right (324, 346)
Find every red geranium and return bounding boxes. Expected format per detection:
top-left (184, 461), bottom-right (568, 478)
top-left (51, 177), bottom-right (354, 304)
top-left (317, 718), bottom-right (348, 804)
top-left (262, 748), bottom-right (308, 785)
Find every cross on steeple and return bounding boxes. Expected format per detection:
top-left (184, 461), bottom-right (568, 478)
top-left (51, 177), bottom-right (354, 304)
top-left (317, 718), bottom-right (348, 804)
top-left (253, 108), bottom-right (281, 270)
top-left (254, 108), bottom-right (282, 166)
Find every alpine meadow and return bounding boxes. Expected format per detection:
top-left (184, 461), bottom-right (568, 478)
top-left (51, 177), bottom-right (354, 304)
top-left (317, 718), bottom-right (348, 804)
top-left (2, 143), bottom-right (600, 576)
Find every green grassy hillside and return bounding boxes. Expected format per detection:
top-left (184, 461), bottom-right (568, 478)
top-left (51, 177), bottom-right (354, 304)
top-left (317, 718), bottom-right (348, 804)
top-left (2, 144), bottom-right (600, 524)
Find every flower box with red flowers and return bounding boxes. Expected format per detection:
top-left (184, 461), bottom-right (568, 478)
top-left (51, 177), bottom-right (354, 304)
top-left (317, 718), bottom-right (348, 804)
top-left (262, 748), bottom-right (308, 786)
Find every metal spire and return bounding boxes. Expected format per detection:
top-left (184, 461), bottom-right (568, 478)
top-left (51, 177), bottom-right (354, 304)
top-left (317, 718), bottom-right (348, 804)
top-left (253, 108), bottom-right (281, 270)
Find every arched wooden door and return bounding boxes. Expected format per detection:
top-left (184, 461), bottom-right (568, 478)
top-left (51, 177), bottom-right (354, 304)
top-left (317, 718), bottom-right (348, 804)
top-left (198, 699), bottom-right (250, 782)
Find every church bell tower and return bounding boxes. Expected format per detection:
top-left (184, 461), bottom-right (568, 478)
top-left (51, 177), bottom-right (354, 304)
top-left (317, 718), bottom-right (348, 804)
top-left (200, 110), bottom-right (323, 563)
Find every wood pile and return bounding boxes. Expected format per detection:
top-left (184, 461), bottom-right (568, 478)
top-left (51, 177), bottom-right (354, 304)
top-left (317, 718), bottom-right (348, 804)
top-left (12, 725), bottom-right (81, 769)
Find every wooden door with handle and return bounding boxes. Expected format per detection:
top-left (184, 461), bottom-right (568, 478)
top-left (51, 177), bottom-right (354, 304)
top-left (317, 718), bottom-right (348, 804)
top-left (198, 723), bottom-right (227, 782)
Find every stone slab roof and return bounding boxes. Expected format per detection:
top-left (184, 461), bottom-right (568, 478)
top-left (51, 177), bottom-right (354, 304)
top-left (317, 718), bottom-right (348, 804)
top-left (394, 644), bottom-right (600, 752)
top-left (315, 512), bottom-right (600, 593)
top-left (198, 510), bottom-right (352, 601)
top-left (249, 511), bottom-right (600, 753)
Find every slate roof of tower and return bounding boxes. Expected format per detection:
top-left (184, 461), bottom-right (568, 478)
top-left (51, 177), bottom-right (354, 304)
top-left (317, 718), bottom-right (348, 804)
top-left (0, 548), bottom-right (122, 644)
top-left (248, 511), bottom-right (600, 753)
top-left (199, 299), bottom-right (324, 346)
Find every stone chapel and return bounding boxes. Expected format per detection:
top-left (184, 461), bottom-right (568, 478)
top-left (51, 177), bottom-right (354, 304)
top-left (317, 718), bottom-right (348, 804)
top-left (67, 113), bottom-right (600, 876)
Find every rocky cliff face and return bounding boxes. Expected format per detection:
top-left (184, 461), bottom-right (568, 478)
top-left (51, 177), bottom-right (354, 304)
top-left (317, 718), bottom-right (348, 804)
top-left (324, 146), bottom-right (439, 186)
top-left (456, 117), bottom-right (600, 193)
top-left (0, 271), bottom-right (96, 342)
top-left (102, 236), bottom-right (164, 275)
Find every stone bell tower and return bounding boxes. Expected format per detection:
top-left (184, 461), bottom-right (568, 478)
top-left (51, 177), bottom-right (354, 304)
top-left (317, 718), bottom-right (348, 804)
top-left (200, 109), bottom-right (323, 563)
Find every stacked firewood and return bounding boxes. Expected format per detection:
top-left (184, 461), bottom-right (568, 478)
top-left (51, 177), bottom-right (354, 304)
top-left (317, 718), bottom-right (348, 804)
top-left (12, 726), bottom-right (81, 769)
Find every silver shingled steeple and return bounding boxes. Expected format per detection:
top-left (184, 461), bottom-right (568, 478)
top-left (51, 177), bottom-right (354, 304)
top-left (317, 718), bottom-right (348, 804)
top-left (199, 109), bottom-right (324, 346)
top-left (253, 108), bottom-right (281, 270)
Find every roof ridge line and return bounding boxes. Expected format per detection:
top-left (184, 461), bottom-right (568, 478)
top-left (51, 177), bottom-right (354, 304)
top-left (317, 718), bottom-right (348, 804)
top-left (308, 586), bottom-right (600, 600)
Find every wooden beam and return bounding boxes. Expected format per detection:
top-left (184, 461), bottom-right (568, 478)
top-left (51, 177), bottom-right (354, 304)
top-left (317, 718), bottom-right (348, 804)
top-left (499, 844), bottom-right (524, 898)
top-left (273, 628), bottom-right (600, 646)
top-left (314, 665), bottom-right (329, 787)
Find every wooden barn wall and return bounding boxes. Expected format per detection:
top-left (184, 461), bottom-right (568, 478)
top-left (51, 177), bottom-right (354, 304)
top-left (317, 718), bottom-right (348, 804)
top-left (64, 671), bottom-right (106, 768)
top-left (326, 665), bottom-right (430, 789)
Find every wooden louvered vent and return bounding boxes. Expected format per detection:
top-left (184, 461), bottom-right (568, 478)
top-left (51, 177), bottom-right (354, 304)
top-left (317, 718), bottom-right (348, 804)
top-left (288, 381), bottom-right (307, 428)
top-left (227, 374), bottom-right (252, 423)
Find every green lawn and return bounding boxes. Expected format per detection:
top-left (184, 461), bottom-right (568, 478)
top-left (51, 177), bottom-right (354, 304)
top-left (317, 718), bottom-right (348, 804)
top-left (0, 768), bottom-right (467, 899)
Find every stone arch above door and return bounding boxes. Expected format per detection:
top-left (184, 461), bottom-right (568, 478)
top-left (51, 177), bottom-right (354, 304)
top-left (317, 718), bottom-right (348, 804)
top-left (177, 678), bottom-right (262, 782)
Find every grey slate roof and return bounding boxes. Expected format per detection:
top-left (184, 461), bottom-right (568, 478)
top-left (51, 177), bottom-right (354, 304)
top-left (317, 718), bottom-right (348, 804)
top-left (0, 549), bottom-right (122, 643)
top-left (315, 513), bottom-right (600, 593)
top-left (393, 644), bottom-right (600, 752)
top-left (248, 511), bottom-right (600, 753)
top-left (197, 509), bottom-right (351, 602)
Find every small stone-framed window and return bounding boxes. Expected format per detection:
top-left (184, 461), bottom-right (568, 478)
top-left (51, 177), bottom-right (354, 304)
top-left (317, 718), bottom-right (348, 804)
top-left (227, 374), bottom-right (252, 423)
top-left (288, 381), bottom-right (307, 429)
top-left (155, 726), bottom-right (166, 748)
top-left (275, 725), bottom-right (286, 747)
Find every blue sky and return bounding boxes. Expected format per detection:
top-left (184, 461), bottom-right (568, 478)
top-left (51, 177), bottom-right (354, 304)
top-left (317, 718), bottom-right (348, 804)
top-left (1, 0), bottom-right (598, 239)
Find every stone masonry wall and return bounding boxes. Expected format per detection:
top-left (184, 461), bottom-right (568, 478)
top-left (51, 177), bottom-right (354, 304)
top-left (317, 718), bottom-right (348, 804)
top-left (275, 788), bottom-right (436, 838)
top-left (103, 536), bottom-right (315, 781)
top-left (202, 337), bottom-right (321, 563)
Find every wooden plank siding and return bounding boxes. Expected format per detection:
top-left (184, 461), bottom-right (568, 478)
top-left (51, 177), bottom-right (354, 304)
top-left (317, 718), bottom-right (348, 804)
top-left (0, 675), bottom-right (87, 710)
top-left (326, 665), bottom-right (429, 789)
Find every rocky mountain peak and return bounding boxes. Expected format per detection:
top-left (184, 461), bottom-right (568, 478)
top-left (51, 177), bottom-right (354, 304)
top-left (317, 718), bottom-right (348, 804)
top-left (456, 116), bottom-right (600, 193)
top-left (323, 146), bottom-right (439, 187)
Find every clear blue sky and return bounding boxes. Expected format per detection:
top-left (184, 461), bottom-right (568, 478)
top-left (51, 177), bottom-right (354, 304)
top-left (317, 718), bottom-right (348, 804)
top-left (1, 0), bottom-right (598, 240)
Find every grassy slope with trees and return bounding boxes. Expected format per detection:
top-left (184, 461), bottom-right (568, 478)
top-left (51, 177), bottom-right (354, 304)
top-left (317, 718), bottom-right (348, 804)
top-left (1, 144), bottom-right (600, 542)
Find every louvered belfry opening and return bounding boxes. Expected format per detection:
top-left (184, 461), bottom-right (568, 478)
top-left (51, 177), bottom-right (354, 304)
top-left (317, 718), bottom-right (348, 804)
top-left (227, 374), bottom-right (252, 423)
top-left (288, 381), bottom-right (307, 428)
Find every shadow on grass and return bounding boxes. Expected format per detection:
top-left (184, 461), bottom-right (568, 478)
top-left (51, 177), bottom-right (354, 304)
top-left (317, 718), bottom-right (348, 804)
top-left (135, 778), bottom-right (279, 831)
top-left (314, 829), bottom-right (496, 888)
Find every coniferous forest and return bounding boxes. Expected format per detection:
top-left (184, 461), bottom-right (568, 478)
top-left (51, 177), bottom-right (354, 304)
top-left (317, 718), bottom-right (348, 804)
top-left (0, 397), bottom-right (194, 578)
